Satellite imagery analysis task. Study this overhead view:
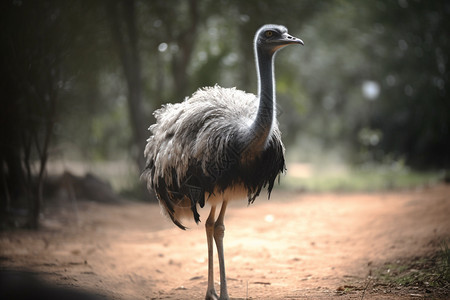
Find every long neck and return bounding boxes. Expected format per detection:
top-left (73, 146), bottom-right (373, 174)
top-left (244, 48), bottom-right (276, 153)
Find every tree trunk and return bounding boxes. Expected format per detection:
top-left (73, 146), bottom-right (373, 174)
top-left (170, 0), bottom-right (199, 101)
top-left (107, 0), bottom-right (148, 170)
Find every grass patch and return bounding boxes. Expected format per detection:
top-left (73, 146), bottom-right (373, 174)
top-left (282, 163), bottom-right (444, 192)
top-left (372, 241), bottom-right (450, 289)
top-left (439, 240), bottom-right (450, 284)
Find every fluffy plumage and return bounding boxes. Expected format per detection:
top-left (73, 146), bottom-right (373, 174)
top-left (142, 85), bottom-right (286, 229)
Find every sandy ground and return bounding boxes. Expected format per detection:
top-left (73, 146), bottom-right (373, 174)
top-left (1, 184), bottom-right (449, 299)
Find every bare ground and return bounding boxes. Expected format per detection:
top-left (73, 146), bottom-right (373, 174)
top-left (1, 184), bottom-right (449, 299)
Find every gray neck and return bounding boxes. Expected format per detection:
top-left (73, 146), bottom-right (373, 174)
top-left (243, 48), bottom-right (276, 154)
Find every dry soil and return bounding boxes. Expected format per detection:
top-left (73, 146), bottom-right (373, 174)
top-left (1, 184), bottom-right (449, 299)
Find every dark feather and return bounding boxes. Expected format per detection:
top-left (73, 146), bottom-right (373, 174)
top-left (143, 131), bottom-right (285, 228)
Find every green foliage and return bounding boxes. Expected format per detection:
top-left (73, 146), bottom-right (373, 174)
top-left (360, 1), bottom-right (450, 169)
top-left (294, 1), bottom-right (450, 169)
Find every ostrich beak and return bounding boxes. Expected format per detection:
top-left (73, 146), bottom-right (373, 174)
top-left (280, 33), bottom-right (304, 46)
top-left (270, 33), bottom-right (304, 54)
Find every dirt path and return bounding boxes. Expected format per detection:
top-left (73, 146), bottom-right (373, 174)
top-left (1, 184), bottom-right (449, 299)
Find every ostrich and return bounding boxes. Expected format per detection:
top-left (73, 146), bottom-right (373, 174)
top-left (142, 24), bottom-right (303, 300)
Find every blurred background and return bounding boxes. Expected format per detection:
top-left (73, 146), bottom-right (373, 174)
top-left (1, 0), bottom-right (449, 228)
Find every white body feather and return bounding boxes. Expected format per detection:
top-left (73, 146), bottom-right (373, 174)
top-left (144, 85), bottom-right (281, 188)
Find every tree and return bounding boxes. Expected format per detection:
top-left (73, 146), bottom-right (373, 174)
top-left (107, 0), bottom-right (148, 169)
top-left (0, 0), bottom-right (72, 228)
top-left (362, 1), bottom-right (450, 168)
top-left (290, 1), bottom-right (450, 169)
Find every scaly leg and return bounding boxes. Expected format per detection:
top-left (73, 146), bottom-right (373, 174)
top-left (214, 201), bottom-right (229, 300)
top-left (205, 205), bottom-right (218, 300)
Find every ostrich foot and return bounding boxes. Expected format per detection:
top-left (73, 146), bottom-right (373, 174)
top-left (205, 289), bottom-right (219, 300)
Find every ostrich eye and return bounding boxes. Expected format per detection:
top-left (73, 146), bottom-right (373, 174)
top-left (265, 30), bottom-right (273, 38)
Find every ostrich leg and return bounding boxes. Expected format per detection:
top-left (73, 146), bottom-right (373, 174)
top-left (214, 201), bottom-right (229, 300)
top-left (205, 205), bottom-right (219, 300)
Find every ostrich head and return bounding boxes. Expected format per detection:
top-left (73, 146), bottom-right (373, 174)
top-left (254, 24), bottom-right (304, 55)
